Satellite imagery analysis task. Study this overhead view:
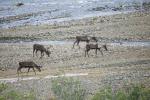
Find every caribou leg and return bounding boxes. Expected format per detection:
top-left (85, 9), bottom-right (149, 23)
top-left (103, 45), bottom-right (108, 51)
top-left (77, 41), bottom-right (80, 49)
top-left (17, 68), bottom-right (22, 78)
top-left (85, 49), bottom-right (90, 57)
top-left (32, 68), bottom-right (36, 75)
top-left (73, 40), bottom-right (78, 48)
top-left (27, 67), bottom-right (31, 75)
top-left (40, 51), bottom-right (43, 59)
top-left (87, 50), bottom-right (89, 57)
top-left (36, 50), bottom-right (38, 57)
top-left (98, 48), bottom-right (103, 56)
top-left (85, 50), bottom-right (87, 57)
top-left (95, 49), bottom-right (98, 57)
top-left (33, 49), bottom-right (35, 57)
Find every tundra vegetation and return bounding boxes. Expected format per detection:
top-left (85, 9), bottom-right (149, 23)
top-left (92, 84), bottom-right (150, 100)
top-left (0, 83), bottom-right (36, 100)
top-left (51, 77), bottom-right (150, 100)
top-left (0, 79), bottom-right (150, 100)
top-left (51, 77), bottom-right (86, 100)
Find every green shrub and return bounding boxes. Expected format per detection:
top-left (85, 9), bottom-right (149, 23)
top-left (0, 90), bottom-right (36, 100)
top-left (2, 90), bottom-right (23, 100)
top-left (128, 85), bottom-right (150, 100)
top-left (0, 83), bottom-right (8, 93)
top-left (92, 84), bottom-right (150, 100)
top-left (92, 87), bottom-right (113, 100)
top-left (115, 90), bottom-right (127, 100)
top-left (0, 83), bottom-right (36, 100)
top-left (51, 77), bottom-right (86, 100)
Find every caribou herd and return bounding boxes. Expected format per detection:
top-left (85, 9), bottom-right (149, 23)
top-left (17, 36), bottom-right (108, 76)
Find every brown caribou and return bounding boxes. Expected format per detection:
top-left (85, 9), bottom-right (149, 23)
top-left (73, 36), bottom-right (98, 48)
top-left (85, 43), bottom-right (108, 57)
top-left (33, 44), bottom-right (51, 58)
top-left (17, 61), bottom-right (42, 76)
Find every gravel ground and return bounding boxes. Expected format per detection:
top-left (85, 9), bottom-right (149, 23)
top-left (0, 11), bottom-right (150, 100)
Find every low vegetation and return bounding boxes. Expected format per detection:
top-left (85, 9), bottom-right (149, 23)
top-left (92, 84), bottom-right (150, 100)
top-left (51, 77), bottom-right (86, 100)
top-left (0, 80), bottom-right (150, 100)
top-left (0, 83), bottom-right (8, 93)
top-left (51, 77), bottom-right (150, 100)
top-left (0, 83), bottom-right (36, 100)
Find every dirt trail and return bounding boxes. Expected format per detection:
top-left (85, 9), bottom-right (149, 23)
top-left (0, 73), bottom-right (88, 83)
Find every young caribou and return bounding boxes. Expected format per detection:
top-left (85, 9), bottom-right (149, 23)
top-left (33, 44), bottom-right (51, 58)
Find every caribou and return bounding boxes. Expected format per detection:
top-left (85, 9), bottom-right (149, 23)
top-left (17, 61), bottom-right (42, 76)
top-left (73, 36), bottom-right (98, 48)
top-left (33, 44), bottom-right (51, 58)
top-left (85, 43), bottom-right (108, 57)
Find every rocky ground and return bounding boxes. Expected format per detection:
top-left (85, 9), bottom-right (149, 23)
top-left (0, 11), bottom-right (150, 100)
top-left (0, 11), bottom-right (150, 41)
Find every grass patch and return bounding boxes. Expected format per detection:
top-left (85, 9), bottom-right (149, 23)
top-left (51, 77), bottom-right (86, 100)
top-left (0, 90), bottom-right (36, 100)
top-left (0, 83), bottom-right (36, 100)
top-left (0, 83), bottom-right (8, 93)
top-left (92, 84), bottom-right (150, 100)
